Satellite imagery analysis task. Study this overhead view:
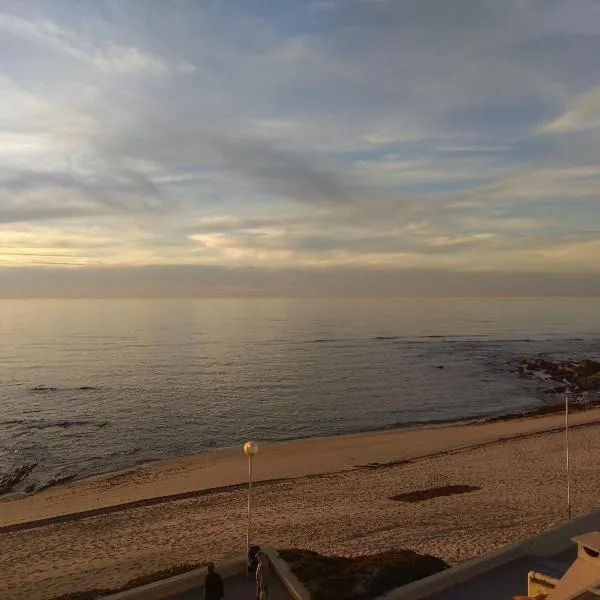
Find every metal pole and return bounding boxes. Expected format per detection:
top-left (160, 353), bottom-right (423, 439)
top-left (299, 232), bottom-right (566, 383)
top-left (247, 453), bottom-right (253, 578)
top-left (566, 394), bottom-right (571, 521)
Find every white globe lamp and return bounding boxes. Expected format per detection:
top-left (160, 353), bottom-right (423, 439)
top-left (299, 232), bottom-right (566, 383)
top-left (244, 441), bottom-right (259, 456)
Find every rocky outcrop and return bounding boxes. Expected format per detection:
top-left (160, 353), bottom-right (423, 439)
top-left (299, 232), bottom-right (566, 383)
top-left (32, 473), bottom-right (77, 493)
top-left (0, 463), bottom-right (36, 495)
top-left (0, 464), bottom-right (80, 496)
top-left (519, 358), bottom-right (600, 395)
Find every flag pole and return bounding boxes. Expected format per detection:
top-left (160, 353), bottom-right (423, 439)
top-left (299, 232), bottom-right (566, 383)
top-left (565, 394), bottom-right (571, 520)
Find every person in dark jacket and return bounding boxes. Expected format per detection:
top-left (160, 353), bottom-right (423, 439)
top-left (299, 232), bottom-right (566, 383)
top-left (248, 543), bottom-right (261, 575)
top-left (204, 563), bottom-right (224, 600)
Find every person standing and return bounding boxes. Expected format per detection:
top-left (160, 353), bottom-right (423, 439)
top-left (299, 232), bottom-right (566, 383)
top-left (248, 543), bottom-right (261, 575)
top-left (204, 562), bottom-right (224, 600)
top-left (255, 552), bottom-right (271, 600)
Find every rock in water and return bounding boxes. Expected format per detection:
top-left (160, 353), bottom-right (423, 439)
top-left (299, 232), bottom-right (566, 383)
top-left (519, 358), bottom-right (600, 396)
top-left (576, 359), bottom-right (600, 378)
top-left (33, 472), bottom-right (78, 493)
top-left (0, 463), bottom-right (37, 495)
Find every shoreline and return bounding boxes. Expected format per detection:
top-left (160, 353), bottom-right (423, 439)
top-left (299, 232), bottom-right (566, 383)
top-left (3, 402), bottom-right (600, 531)
top-left (3, 353), bottom-right (598, 500)
top-left (5, 398), bottom-right (600, 494)
top-left (4, 394), bottom-right (599, 500)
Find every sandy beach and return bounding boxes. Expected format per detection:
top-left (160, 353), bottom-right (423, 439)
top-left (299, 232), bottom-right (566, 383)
top-left (3, 408), bottom-right (600, 599)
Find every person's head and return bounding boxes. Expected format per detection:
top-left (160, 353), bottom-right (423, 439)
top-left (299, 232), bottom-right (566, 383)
top-left (207, 562), bottom-right (215, 573)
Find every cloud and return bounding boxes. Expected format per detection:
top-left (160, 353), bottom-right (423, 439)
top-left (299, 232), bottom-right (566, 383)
top-left (205, 135), bottom-right (355, 204)
top-left (0, 12), bottom-right (174, 75)
top-left (465, 165), bottom-right (600, 203)
top-left (2, 157), bottom-right (599, 273)
top-left (0, 165), bottom-right (166, 224)
top-left (541, 86), bottom-right (600, 134)
top-left (1, 0), bottom-right (599, 295)
top-left (426, 233), bottom-right (498, 248)
top-left (353, 156), bottom-right (503, 187)
top-left (437, 145), bottom-right (512, 154)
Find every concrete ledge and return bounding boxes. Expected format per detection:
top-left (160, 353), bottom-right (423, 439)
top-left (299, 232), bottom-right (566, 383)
top-left (526, 512), bottom-right (600, 557)
top-left (263, 547), bottom-right (312, 600)
top-left (528, 557), bottom-right (570, 577)
top-left (375, 509), bottom-right (600, 600)
top-left (102, 556), bottom-right (246, 600)
top-left (374, 540), bottom-right (528, 600)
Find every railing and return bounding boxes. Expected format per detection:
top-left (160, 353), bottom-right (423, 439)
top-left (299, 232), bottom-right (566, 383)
top-left (102, 556), bottom-right (246, 600)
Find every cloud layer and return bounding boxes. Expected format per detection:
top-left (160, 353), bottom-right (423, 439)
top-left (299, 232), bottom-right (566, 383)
top-left (1, 0), bottom-right (599, 295)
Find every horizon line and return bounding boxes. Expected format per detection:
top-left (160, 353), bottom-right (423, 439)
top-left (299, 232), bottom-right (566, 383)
top-left (1, 294), bottom-right (599, 300)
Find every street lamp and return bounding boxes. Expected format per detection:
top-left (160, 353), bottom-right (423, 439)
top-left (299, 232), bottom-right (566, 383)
top-left (243, 441), bottom-right (259, 577)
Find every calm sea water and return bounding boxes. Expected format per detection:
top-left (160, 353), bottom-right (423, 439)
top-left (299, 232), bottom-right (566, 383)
top-left (1, 297), bottom-right (599, 493)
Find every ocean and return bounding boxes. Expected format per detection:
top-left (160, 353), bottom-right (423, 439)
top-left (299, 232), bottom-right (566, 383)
top-left (1, 297), bottom-right (599, 494)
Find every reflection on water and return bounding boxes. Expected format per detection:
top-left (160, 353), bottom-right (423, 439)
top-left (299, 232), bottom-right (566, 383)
top-left (0, 297), bottom-right (599, 491)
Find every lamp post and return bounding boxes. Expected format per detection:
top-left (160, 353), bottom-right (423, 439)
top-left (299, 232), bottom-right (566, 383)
top-left (565, 395), bottom-right (571, 520)
top-left (243, 441), bottom-right (259, 577)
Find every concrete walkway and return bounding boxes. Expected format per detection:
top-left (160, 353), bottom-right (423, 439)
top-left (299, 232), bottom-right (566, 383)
top-left (426, 547), bottom-right (577, 600)
top-left (165, 572), bottom-right (294, 600)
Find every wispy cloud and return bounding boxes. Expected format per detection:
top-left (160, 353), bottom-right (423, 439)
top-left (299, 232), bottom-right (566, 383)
top-left (541, 86), bottom-right (600, 134)
top-left (0, 0), bottom-right (599, 295)
top-left (0, 12), bottom-right (173, 75)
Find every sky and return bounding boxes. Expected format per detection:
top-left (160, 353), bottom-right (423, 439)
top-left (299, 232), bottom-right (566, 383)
top-left (1, 0), bottom-right (599, 297)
